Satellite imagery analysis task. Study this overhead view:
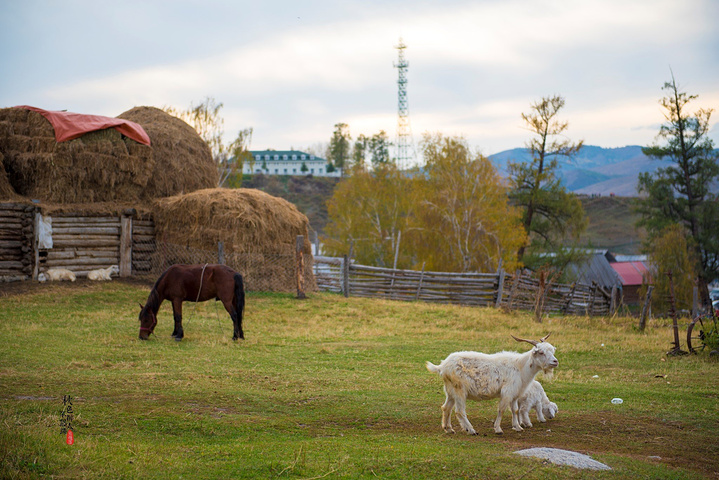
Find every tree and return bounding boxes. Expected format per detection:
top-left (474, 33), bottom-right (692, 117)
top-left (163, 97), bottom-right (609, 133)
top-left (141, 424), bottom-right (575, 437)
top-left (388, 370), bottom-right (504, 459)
top-left (508, 95), bottom-right (586, 264)
top-left (327, 123), bottom-right (351, 175)
top-left (368, 131), bottom-right (392, 167)
top-left (637, 73), bottom-right (719, 304)
top-left (301, 162), bottom-right (308, 173)
top-left (164, 97), bottom-right (253, 186)
top-left (415, 134), bottom-right (526, 272)
top-left (645, 224), bottom-right (698, 312)
top-left (323, 162), bottom-right (416, 267)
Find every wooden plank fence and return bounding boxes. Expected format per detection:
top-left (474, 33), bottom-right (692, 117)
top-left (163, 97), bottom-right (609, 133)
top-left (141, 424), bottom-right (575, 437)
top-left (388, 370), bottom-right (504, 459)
top-left (312, 257), bottom-right (612, 316)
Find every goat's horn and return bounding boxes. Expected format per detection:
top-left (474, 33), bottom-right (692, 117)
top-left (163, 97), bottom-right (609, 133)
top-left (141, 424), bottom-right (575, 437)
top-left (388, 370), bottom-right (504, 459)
top-left (540, 333), bottom-right (552, 343)
top-left (511, 334), bottom-right (538, 346)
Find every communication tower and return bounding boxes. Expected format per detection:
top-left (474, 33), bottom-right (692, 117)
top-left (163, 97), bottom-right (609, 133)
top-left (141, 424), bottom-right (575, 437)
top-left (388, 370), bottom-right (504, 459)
top-left (394, 37), bottom-right (415, 169)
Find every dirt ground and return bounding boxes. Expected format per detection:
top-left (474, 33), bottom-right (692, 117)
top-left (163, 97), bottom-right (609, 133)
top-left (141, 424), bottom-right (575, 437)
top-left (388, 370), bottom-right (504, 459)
top-left (0, 277), bottom-right (153, 298)
top-left (489, 410), bottom-right (718, 478)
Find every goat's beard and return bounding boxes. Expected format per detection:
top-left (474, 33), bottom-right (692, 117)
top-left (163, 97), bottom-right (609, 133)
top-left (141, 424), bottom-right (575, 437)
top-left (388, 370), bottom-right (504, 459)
top-left (540, 367), bottom-right (555, 380)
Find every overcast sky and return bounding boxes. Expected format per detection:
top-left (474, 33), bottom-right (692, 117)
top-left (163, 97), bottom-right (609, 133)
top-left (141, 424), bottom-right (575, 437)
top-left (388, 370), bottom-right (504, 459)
top-left (1, 0), bottom-right (718, 159)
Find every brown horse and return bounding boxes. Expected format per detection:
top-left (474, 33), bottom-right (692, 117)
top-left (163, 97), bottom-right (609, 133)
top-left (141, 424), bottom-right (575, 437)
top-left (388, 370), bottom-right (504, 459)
top-left (138, 264), bottom-right (245, 341)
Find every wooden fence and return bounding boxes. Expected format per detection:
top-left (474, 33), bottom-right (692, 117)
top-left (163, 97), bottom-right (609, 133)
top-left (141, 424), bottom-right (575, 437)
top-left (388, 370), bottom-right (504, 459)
top-left (312, 257), bottom-right (613, 316)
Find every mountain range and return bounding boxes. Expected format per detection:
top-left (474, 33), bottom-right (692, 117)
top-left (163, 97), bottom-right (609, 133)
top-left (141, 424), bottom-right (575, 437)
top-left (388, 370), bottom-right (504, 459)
top-left (488, 145), bottom-right (674, 196)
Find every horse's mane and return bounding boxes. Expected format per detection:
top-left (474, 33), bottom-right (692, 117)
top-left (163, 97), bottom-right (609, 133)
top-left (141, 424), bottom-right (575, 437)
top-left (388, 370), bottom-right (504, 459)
top-left (142, 268), bottom-right (169, 315)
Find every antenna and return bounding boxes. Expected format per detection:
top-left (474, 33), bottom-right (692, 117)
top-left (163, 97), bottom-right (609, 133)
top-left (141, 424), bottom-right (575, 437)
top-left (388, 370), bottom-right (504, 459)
top-left (394, 37), bottom-right (415, 169)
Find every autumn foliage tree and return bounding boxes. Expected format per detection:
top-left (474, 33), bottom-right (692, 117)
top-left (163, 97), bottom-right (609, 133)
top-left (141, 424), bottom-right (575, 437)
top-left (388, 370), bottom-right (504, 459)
top-left (323, 161), bottom-right (416, 268)
top-left (323, 133), bottom-right (525, 273)
top-left (645, 224), bottom-right (699, 312)
top-left (413, 134), bottom-right (526, 272)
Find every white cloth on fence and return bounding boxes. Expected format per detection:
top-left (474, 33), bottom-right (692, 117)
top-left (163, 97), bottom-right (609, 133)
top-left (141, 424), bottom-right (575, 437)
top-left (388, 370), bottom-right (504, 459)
top-left (36, 213), bottom-right (53, 249)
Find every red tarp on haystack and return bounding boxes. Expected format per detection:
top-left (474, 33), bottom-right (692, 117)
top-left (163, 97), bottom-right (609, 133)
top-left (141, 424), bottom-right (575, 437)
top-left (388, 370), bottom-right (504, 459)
top-left (14, 105), bottom-right (151, 145)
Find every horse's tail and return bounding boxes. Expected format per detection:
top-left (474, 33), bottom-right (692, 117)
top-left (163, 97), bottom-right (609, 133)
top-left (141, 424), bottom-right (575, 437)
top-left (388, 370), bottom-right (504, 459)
top-left (233, 273), bottom-right (245, 322)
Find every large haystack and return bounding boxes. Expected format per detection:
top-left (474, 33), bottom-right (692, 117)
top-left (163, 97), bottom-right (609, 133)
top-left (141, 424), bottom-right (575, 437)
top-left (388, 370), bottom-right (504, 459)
top-left (152, 188), bottom-right (315, 292)
top-left (152, 188), bottom-right (311, 254)
top-left (0, 151), bottom-right (20, 200)
top-left (118, 107), bottom-right (218, 198)
top-left (0, 106), bottom-right (217, 204)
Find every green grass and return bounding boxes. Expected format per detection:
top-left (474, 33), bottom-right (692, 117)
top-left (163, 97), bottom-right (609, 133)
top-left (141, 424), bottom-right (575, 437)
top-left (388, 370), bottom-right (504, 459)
top-left (1, 280), bottom-right (717, 479)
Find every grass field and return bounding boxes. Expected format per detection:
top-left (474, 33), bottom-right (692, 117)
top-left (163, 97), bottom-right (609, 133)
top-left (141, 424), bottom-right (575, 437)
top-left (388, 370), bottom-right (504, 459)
top-left (1, 280), bottom-right (717, 479)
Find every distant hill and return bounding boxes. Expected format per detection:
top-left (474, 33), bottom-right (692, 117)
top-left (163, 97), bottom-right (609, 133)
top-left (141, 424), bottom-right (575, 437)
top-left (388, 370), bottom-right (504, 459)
top-left (577, 196), bottom-right (646, 255)
top-left (488, 145), bottom-right (674, 196)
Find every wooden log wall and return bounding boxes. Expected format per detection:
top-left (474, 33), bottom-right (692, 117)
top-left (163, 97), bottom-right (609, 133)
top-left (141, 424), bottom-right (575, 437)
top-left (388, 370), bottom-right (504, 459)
top-left (43, 214), bottom-right (122, 277)
top-left (0, 202), bottom-right (34, 281)
top-left (132, 218), bottom-right (155, 275)
top-left (0, 202), bottom-right (159, 280)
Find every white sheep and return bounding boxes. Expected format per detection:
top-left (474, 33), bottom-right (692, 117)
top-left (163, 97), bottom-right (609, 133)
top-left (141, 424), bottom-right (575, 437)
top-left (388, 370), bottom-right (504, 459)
top-left (42, 268), bottom-right (76, 282)
top-left (518, 380), bottom-right (558, 428)
top-left (426, 334), bottom-right (558, 435)
top-left (87, 265), bottom-right (119, 281)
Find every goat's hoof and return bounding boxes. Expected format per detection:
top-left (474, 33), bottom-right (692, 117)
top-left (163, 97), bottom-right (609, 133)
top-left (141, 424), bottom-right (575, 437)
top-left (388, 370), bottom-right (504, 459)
top-left (174, 337), bottom-right (182, 342)
top-left (513, 426), bottom-right (524, 432)
top-left (494, 429), bottom-right (503, 435)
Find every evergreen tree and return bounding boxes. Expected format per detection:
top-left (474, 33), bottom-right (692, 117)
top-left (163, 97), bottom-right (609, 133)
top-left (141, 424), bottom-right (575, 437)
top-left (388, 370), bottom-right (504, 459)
top-left (637, 73), bottom-right (719, 303)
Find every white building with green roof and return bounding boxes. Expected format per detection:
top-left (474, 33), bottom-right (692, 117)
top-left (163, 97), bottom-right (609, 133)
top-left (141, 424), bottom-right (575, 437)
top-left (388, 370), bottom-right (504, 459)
top-left (244, 150), bottom-right (339, 177)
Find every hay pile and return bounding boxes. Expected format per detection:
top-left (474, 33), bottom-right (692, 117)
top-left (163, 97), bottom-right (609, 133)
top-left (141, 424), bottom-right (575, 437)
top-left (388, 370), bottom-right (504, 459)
top-left (152, 188), bottom-right (311, 254)
top-left (0, 151), bottom-right (20, 199)
top-left (118, 107), bottom-right (218, 198)
top-left (152, 188), bottom-right (315, 292)
top-left (0, 106), bottom-right (217, 204)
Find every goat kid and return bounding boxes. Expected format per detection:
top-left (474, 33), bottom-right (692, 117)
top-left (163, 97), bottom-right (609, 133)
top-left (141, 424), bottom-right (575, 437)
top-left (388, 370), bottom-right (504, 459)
top-left (40, 268), bottom-right (76, 282)
top-left (88, 265), bottom-right (119, 281)
top-left (518, 380), bottom-right (558, 428)
top-left (426, 334), bottom-right (558, 435)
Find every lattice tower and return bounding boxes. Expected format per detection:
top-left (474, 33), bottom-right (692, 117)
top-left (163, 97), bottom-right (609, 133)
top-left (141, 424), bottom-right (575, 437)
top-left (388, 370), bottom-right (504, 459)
top-left (394, 38), bottom-right (415, 169)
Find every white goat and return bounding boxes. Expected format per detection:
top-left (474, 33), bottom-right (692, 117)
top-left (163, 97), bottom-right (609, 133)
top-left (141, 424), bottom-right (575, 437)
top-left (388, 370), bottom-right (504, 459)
top-left (87, 265), bottom-right (119, 281)
top-left (42, 268), bottom-right (76, 282)
top-left (426, 334), bottom-right (558, 434)
top-left (518, 380), bottom-right (558, 428)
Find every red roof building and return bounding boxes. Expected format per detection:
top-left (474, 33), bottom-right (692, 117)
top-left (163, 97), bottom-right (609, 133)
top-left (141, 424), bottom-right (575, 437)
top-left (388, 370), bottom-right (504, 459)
top-left (611, 261), bottom-right (651, 304)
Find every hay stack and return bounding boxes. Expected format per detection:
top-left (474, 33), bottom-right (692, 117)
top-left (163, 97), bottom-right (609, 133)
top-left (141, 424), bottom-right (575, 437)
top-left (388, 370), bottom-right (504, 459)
top-left (152, 188), bottom-right (315, 292)
top-left (152, 188), bottom-right (311, 254)
top-left (0, 151), bottom-right (20, 200)
top-left (0, 106), bottom-right (217, 204)
top-left (117, 107), bottom-right (218, 198)
top-left (0, 107), bottom-right (153, 203)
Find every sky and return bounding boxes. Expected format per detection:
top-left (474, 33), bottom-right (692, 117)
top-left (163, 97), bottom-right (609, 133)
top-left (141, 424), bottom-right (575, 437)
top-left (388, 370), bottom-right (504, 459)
top-left (1, 0), bottom-right (718, 160)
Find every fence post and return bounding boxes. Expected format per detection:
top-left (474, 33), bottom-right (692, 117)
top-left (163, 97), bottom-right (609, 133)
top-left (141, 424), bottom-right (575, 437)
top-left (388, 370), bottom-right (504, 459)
top-left (610, 286), bottom-right (617, 317)
top-left (495, 269), bottom-right (506, 308)
top-left (218, 241), bottom-right (225, 265)
top-left (589, 282), bottom-right (597, 317)
top-left (562, 282), bottom-right (577, 315)
top-left (119, 211), bottom-right (133, 277)
top-left (508, 269), bottom-right (521, 310)
top-left (639, 285), bottom-right (654, 331)
top-left (415, 262), bottom-right (426, 301)
top-left (296, 235), bottom-right (306, 299)
top-left (342, 254), bottom-right (350, 298)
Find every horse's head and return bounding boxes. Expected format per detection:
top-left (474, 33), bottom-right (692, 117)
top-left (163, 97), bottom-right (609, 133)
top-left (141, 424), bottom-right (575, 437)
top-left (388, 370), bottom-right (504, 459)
top-left (138, 302), bottom-right (157, 340)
